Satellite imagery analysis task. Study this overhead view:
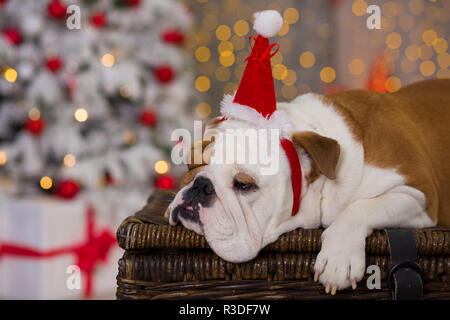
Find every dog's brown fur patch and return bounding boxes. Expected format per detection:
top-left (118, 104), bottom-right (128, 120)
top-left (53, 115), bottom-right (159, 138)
top-left (325, 79), bottom-right (450, 226)
top-left (234, 172), bottom-right (257, 185)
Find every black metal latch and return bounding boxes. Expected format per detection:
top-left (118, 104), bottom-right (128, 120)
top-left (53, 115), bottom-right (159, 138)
top-left (385, 229), bottom-right (424, 300)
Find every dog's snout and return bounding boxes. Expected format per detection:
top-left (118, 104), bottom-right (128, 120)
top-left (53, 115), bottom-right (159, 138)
top-left (193, 176), bottom-right (215, 195)
top-left (173, 176), bottom-right (216, 224)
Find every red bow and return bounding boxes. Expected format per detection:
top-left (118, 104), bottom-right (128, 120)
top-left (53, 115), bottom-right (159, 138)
top-left (244, 35), bottom-right (279, 73)
top-left (0, 205), bottom-right (116, 298)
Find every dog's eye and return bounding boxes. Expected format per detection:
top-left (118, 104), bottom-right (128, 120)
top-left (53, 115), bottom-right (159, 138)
top-left (233, 179), bottom-right (258, 193)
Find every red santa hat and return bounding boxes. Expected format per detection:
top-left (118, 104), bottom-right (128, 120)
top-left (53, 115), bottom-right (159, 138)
top-left (220, 10), bottom-right (302, 216)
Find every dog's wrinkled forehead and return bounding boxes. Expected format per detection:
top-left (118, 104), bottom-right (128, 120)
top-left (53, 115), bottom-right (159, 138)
top-left (182, 118), bottom-right (246, 187)
top-left (181, 118), bottom-right (223, 188)
top-left (181, 118), bottom-right (282, 189)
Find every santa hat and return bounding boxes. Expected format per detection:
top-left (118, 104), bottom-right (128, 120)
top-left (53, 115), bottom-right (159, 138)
top-left (220, 10), bottom-right (302, 216)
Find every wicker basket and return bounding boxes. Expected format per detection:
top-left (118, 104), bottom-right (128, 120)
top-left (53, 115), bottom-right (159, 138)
top-left (116, 190), bottom-right (450, 299)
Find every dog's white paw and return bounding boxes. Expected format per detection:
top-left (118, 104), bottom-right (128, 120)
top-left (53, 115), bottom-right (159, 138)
top-left (313, 227), bottom-right (366, 295)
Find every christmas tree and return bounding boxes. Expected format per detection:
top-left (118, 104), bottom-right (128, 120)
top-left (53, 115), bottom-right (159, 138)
top-left (0, 0), bottom-right (196, 210)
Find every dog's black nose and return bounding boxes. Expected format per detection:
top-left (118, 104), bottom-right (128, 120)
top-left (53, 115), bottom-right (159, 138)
top-left (193, 176), bottom-right (215, 195)
top-left (174, 176), bottom-right (216, 223)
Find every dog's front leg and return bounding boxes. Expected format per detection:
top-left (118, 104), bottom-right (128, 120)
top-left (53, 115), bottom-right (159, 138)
top-left (313, 191), bottom-right (433, 295)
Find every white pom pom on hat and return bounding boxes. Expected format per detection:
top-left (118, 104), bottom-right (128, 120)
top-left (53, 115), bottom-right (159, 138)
top-left (253, 10), bottom-right (284, 38)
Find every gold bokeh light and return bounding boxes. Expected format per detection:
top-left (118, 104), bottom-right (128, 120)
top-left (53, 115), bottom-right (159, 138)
top-left (272, 64), bottom-right (288, 80)
top-left (219, 51), bottom-right (235, 67)
top-left (233, 20), bottom-right (249, 37)
top-left (195, 46), bottom-right (211, 63)
top-left (218, 41), bottom-right (233, 53)
top-left (385, 76), bottom-right (402, 92)
top-left (0, 150), bottom-right (7, 166)
top-left (74, 108), bottom-right (88, 122)
top-left (28, 108), bottom-right (41, 120)
top-left (196, 102), bottom-right (212, 118)
top-left (154, 160), bottom-right (170, 175)
top-left (422, 29), bottom-right (437, 46)
top-left (4, 68), bottom-right (18, 83)
top-left (419, 60), bottom-right (436, 76)
top-left (320, 67), bottom-right (336, 83)
top-left (433, 38), bottom-right (448, 54)
top-left (282, 69), bottom-right (297, 85)
top-left (386, 32), bottom-right (402, 49)
top-left (352, 0), bottom-right (368, 16)
top-left (63, 154), bottom-right (76, 168)
top-left (299, 51), bottom-right (315, 68)
top-left (195, 75), bottom-right (211, 92)
top-left (284, 8), bottom-right (299, 24)
top-left (40, 176), bottom-right (53, 190)
top-left (348, 59), bottom-right (365, 75)
top-left (101, 53), bottom-right (115, 67)
top-left (216, 25), bottom-right (231, 41)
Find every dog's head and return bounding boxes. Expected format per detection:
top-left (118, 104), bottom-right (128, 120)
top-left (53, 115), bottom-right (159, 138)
top-left (167, 116), bottom-right (340, 263)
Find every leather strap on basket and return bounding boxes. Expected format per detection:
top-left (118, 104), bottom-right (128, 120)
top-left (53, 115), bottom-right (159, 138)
top-left (385, 229), bottom-right (423, 300)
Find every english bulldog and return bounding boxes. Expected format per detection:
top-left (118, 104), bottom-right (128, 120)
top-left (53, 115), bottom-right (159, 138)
top-left (167, 79), bottom-right (450, 294)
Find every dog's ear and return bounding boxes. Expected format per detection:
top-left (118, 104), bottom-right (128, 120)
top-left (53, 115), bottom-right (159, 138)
top-left (188, 136), bottom-right (215, 170)
top-left (204, 117), bottom-right (222, 132)
top-left (292, 131), bottom-right (340, 180)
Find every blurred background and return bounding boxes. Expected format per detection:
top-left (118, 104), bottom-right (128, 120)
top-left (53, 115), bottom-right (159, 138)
top-left (0, 0), bottom-right (448, 299)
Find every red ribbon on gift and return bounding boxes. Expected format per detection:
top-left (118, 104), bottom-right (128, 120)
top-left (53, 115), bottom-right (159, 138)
top-left (0, 205), bottom-right (117, 298)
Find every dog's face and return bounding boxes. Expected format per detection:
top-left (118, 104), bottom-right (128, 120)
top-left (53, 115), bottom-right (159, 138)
top-left (168, 118), bottom-right (340, 263)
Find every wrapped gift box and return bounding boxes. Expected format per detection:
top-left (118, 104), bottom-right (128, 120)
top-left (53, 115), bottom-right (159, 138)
top-left (0, 194), bottom-right (122, 299)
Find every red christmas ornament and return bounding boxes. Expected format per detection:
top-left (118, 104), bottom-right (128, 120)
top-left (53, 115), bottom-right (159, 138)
top-left (139, 109), bottom-right (158, 127)
top-left (25, 118), bottom-right (45, 136)
top-left (56, 180), bottom-right (80, 199)
top-left (0, 0), bottom-right (7, 7)
top-left (91, 12), bottom-right (107, 28)
top-left (2, 28), bottom-right (22, 46)
top-left (161, 29), bottom-right (185, 45)
top-left (125, 0), bottom-right (140, 7)
top-left (46, 56), bottom-right (62, 72)
top-left (155, 175), bottom-right (176, 190)
top-left (47, 0), bottom-right (66, 19)
top-left (154, 65), bottom-right (174, 84)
